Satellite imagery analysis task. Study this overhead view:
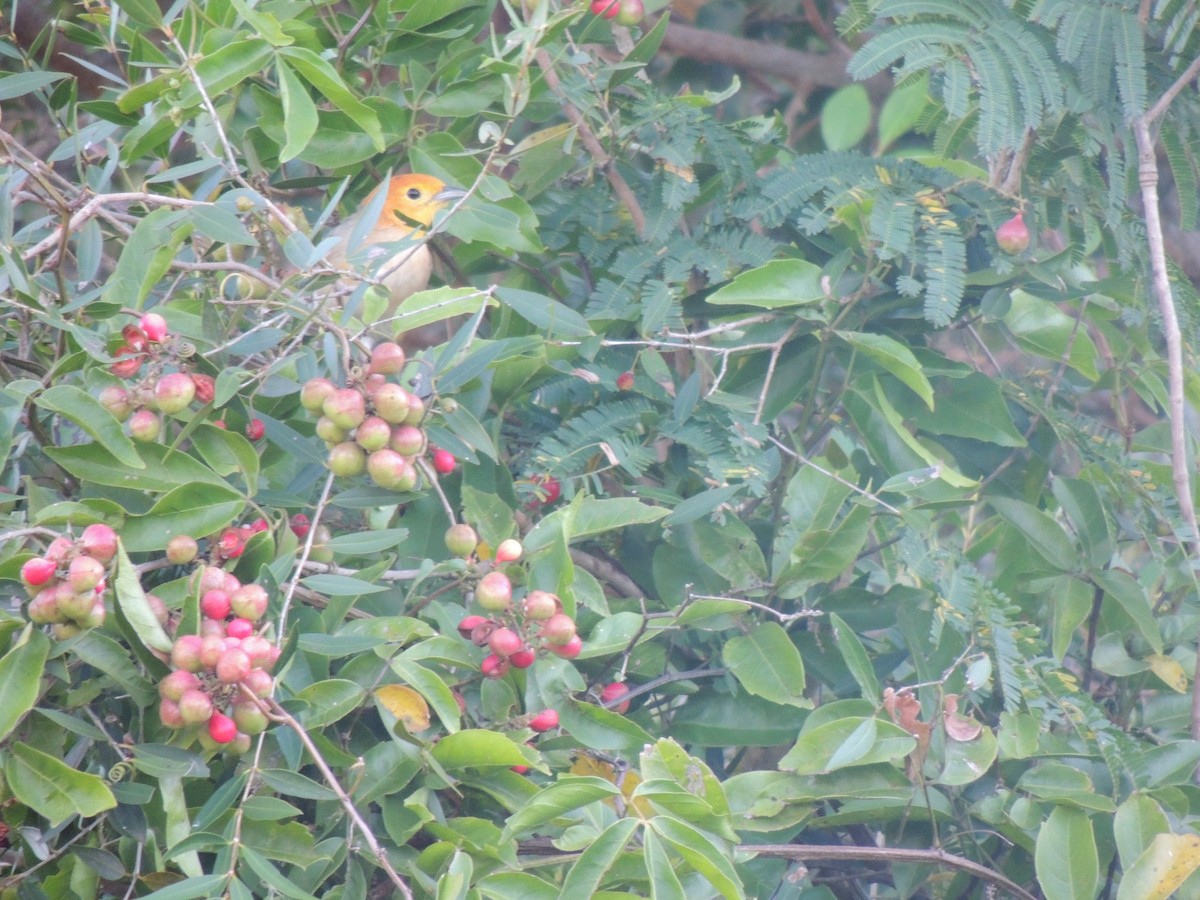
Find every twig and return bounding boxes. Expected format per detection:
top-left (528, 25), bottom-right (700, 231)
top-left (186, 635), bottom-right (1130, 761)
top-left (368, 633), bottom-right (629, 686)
top-left (569, 548), bottom-right (645, 598)
top-left (533, 49), bottom-right (646, 235)
top-left (767, 433), bottom-right (903, 516)
top-left (737, 844), bottom-right (1038, 900)
top-left (258, 696), bottom-right (414, 899)
top-left (1131, 56), bottom-right (1200, 740)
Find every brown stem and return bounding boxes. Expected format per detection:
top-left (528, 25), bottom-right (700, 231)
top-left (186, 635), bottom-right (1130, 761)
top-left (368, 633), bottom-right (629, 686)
top-left (533, 49), bottom-right (646, 236)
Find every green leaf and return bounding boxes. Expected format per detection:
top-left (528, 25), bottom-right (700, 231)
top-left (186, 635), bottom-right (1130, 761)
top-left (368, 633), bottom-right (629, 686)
top-left (905, 372), bottom-right (1026, 446)
top-left (120, 483), bottom-right (245, 552)
top-left (829, 613), bottom-right (880, 704)
top-left (559, 818), bottom-right (639, 897)
top-left (388, 657), bottom-right (462, 733)
top-left (1092, 568), bottom-right (1163, 655)
top-left (501, 777), bottom-right (620, 840)
top-left (706, 259), bottom-right (825, 308)
top-left (821, 84), bottom-right (871, 151)
top-left (1114, 794), bottom-right (1169, 872)
top-left (100, 208), bottom-right (188, 307)
top-left (239, 846), bottom-right (319, 900)
top-left (259, 769), bottom-right (337, 801)
top-left (1002, 290), bottom-right (1099, 381)
top-left (292, 679), bottom-right (367, 728)
top-left (558, 698), bottom-right (656, 752)
top-left (496, 287), bottom-right (592, 338)
top-left (6, 742), bottom-right (117, 823)
top-left (0, 628), bottom-right (49, 743)
top-left (779, 717), bottom-right (915, 775)
top-left (45, 441), bottom-right (226, 491)
top-left (722, 622), bottom-right (809, 708)
top-left (34, 385), bottom-right (144, 469)
top-left (177, 40), bottom-right (274, 111)
top-left (0, 71), bottom-right (70, 101)
top-left (836, 330), bottom-right (933, 409)
top-left (647, 816), bottom-right (743, 900)
top-left (277, 47), bottom-right (383, 151)
top-left (525, 497), bottom-right (669, 553)
top-left (324, 528), bottom-right (410, 554)
top-left (300, 574), bottom-right (388, 596)
top-left (988, 495), bottom-right (1077, 573)
top-left (643, 829), bottom-right (687, 900)
top-left (431, 730), bottom-right (530, 769)
top-left (276, 60), bottom-right (318, 163)
top-left (113, 539), bottom-right (174, 654)
top-left (1035, 806), bottom-right (1098, 900)
top-left (140, 876), bottom-right (230, 899)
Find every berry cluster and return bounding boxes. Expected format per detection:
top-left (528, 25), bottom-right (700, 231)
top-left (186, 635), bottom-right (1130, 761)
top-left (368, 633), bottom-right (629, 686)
top-left (160, 565), bottom-right (280, 750)
top-left (99, 312), bottom-right (215, 443)
top-left (299, 342), bottom-right (456, 489)
top-left (21, 524), bottom-right (119, 637)
top-left (452, 530), bottom-right (584, 679)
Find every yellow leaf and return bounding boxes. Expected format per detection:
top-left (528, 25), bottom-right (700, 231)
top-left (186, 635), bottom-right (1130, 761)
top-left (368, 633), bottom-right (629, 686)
top-left (375, 685), bottom-right (430, 733)
top-left (1120, 833), bottom-right (1200, 900)
top-left (569, 755), bottom-right (653, 818)
top-left (1146, 654), bottom-right (1188, 693)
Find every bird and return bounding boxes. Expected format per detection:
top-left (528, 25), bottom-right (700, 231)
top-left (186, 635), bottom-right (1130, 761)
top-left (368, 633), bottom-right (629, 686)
top-left (321, 173), bottom-right (466, 324)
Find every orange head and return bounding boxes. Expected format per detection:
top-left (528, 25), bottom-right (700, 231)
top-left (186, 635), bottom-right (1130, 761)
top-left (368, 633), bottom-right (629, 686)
top-left (372, 173), bottom-right (466, 232)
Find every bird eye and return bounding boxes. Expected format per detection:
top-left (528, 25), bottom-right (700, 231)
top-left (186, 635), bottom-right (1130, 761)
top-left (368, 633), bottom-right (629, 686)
top-left (406, 188), bottom-right (422, 200)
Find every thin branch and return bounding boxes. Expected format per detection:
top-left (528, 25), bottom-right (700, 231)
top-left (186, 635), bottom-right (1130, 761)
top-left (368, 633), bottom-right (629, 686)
top-left (259, 696), bottom-right (414, 900)
top-left (533, 49), bottom-right (645, 235)
top-left (737, 844), bottom-right (1038, 900)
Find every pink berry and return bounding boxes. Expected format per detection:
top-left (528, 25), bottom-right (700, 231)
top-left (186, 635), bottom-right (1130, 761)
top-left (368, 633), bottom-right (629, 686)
top-left (529, 709), bottom-right (559, 732)
top-left (226, 617), bottom-right (254, 639)
top-left (550, 635), bottom-right (583, 659)
top-left (481, 654), bottom-right (509, 679)
top-left (208, 711), bottom-right (238, 744)
top-left (368, 341), bottom-right (406, 375)
top-left (600, 682), bottom-right (631, 714)
top-left (200, 590), bottom-right (232, 621)
top-left (476, 571), bottom-right (513, 611)
top-left (154, 372), bottom-right (197, 414)
top-left (488, 627), bottom-right (523, 658)
top-left (245, 418), bottom-right (265, 441)
top-left (216, 648), bottom-right (252, 684)
top-left (139, 312), bottom-right (168, 342)
top-left (432, 448), bottom-right (456, 475)
top-left (590, 0), bottom-right (619, 18)
top-left (509, 648), bottom-right (536, 669)
top-left (495, 539), bottom-right (522, 563)
top-left (996, 212), bottom-right (1030, 255)
top-left (20, 557), bottom-right (57, 588)
top-left (290, 514), bottom-right (311, 539)
top-left (80, 523), bottom-right (118, 563)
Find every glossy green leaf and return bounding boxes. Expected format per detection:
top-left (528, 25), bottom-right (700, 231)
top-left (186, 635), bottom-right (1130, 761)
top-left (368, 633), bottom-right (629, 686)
top-left (647, 816), bottom-right (743, 900)
top-left (821, 84), bottom-right (871, 150)
top-left (292, 679), bottom-right (367, 728)
top-left (277, 47), bottom-right (383, 150)
top-left (1114, 794), bottom-right (1169, 872)
top-left (1035, 806), bottom-right (1098, 900)
top-left (431, 730), bottom-right (529, 769)
top-left (559, 818), bottom-right (639, 897)
top-left (722, 622), bottom-right (808, 707)
top-left (989, 495), bottom-right (1077, 572)
top-left (706, 259), bottom-right (825, 308)
top-left (0, 628), bottom-right (49, 743)
top-left (6, 742), bottom-right (117, 822)
top-left (1117, 833), bottom-right (1200, 900)
top-left (120, 483), bottom-right (246, 552)
top-left (836, 330), bottom-right (933, 408)
top-left (829, 613), bottom-right (880, 705)
top-left (501, 777), bottom-right (620, 840)
top-left (35, 385), bottom-right (143, 469)
top-left (1003, 290), bottom-right (1099, 381)
top-left (779, 717), bottom-right (915, 775)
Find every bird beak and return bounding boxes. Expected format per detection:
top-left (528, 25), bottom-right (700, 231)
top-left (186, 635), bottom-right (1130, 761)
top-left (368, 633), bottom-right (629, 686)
top-left (434, 186), bottom-right (468, 205)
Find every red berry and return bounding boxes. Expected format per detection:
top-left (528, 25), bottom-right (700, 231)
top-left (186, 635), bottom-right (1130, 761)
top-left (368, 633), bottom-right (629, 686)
top-left (457, 615), bottom-right (491, 640)
top-left (550, 635), bottom-right (583, 659)
top-left (208, 711), bottom-right (238, 744)
top-left (290, 514), bottom-right (311, 539)
top-left (511, 764), bottom-right (530, 774)
top-left (140, 312), bottom-right (168, 342)
top-left (488, 627), bottom-right (524, 658)
top-left (80, 523), bottom-right (118, 564)
top-left (178, 688), bottom-right (215, 724)
top-left (600, 682), bottom-right (631, 714)
top-left (159, 669), bottom-right (202, 702)
top-left (996, 212), bottom-right (1030, 255)
top-left (216, 648), bottom-right (252, 684)
top-left (509, 648), bottom-right (536, 669)
top-left (226, 617), bottom-right (254, 639)
top-left (540, 613), bottom-right (577, 646)
top-left (245, 418), bottom-right (265, 441)
top-left (322, 388), bottom-right (367, 431)
top-left (201, 590), bottom-right (232, 620)
top-left (250, 518), bottom-right (269, 534)
top-left (122, 324), bottom-right (149, 352)
top-left (432, 448), bottom-right (456, 475)
top-left (67, 555), bottom-right (105, 593)
top-left (229, 584), bottom-right (269, 621)
top-left (20, 557), bottom-right (57, 588)
top-left (590, 0), bottom-right (619, 18)
top-left (616, 370), bottom-right (635, 391)
top-left (529, 708), bottom-right (559, 732)
top-left (481, 654), bottom-right (509, 679)
top-left (523, 590), bottom-right (560, 621)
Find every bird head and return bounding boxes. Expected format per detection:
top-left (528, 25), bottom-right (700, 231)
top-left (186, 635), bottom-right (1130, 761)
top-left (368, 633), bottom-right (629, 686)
top-left (375, 173), bottom-right (467, 233)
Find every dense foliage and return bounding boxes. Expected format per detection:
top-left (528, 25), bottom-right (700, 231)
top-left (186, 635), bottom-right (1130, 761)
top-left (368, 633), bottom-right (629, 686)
top-left (4, 0), bottom-right (1200, 897)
